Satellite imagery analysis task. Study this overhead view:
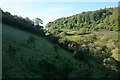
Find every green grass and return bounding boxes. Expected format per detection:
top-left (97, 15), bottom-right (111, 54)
top-left (66, 34), bottom-right (95, 41)
top-left (2, 24), bottom-right (81, 78)
top-left (2, 24), bottom-right (119, 78)
top-left (98, 29), bottom-right (119, 33)
top-left (96, 34), bottom-right (119, 40)
top-left (66, 35), bottom-right (78, 41)
top-left (60, 29), bottom-right (72, 32)
top-left (66, 32), bottom-right (119, 42)
top-left (106, 34), bottom-right (119, 39)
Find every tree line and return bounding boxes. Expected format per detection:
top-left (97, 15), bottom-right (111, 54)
top-left (46, 7), bottom-right (119, 31)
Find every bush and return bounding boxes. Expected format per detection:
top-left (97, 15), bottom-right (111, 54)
top-left (100, 36), bottom-right (110, 41)
top-left (78, 28), bottom-right (86, 34)
top-left (111, 47), bottom-right (120, 61)
top-left (49, 35), bottom-right (60, 43)
top-left (106, 41), bottom-right (116, 50)
top-left (103, 58), bottom-right (115, 67)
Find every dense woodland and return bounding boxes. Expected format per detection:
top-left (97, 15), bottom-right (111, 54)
top-left (1, 6), bottom-right (120, 78)
top-left (46, 7), bottom-right (120, 31)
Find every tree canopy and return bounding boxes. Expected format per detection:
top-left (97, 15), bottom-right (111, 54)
top-left (46, 7), bottom-right (119, 32)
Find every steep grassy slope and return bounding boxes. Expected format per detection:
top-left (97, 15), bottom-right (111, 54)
top-left (2, 24), bottom-right (80, 78)
top-left (2, 24), bottom-right (119, 78)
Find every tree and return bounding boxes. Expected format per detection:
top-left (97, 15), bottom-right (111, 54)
top-left (34, 18), bottom-right (43, 26)
top-left (25, 17), bottom-right (34, 25)
top-left (2, 9), bottom-right (45, 35)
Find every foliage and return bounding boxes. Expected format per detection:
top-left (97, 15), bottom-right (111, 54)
top-left (78, 27), bottom-right (86, 34)
top-left (34, 18), bottom-right (43, 26)
top-left (46, 7), bottom-right (119, 32)
top-left (1, 9), bottom-right (45, 36)
top-left (2, 6), bottom-right (120, 78)
top-left (4, 24), bottom-right (119, 78)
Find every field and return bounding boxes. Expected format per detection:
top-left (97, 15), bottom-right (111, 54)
top-left (65, 30), bottom-right (119, 41)
top-left (58, 29), bottom-right (120, 62)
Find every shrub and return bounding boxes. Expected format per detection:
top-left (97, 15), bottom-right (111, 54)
top-left (100, 36), bottom-right (110, 41)
top-left (106, 41), bottom-right (116, 50)
top-left (111, 47), bottom-right (120, 61)
top-left (60, 32), bottom-right (67, 36)
top-left (78, 27), bottom-right (86, 34)
top-left (103, 58), bottom-right (115, 67)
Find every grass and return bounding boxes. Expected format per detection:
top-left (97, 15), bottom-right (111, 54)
top-left (66, 33), bottom-right (96, 41)
top-left (66, 35), bottom-right (78, 41)
top-left (98, 29), bottom-right (119, 33)
top-left (65, 31), bottom-right (119, 42)
top-left (60, 29), bottom-right (70, 32)
top-left (106, 34), bottom-right (119, 39)
top-left (96, 34), bottom-right (119, 40)
top-left (2, 24), bottom-right (119, 78)
top-left (2, 24), bottom-right (81, 78)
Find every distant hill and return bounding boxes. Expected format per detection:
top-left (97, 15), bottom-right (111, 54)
top-left (46, 7), bottom-right (119, 31)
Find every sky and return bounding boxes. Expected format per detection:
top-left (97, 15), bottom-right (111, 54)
top-left (0, 1), bottom-right (119, 27)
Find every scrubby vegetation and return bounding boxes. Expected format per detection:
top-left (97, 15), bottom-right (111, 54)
top-left (3, 24), bottom-right (119, 78)
top-left (2, 6), bottom-right (120, 78)
top-left (45, 6), bottom-right (120, 77)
